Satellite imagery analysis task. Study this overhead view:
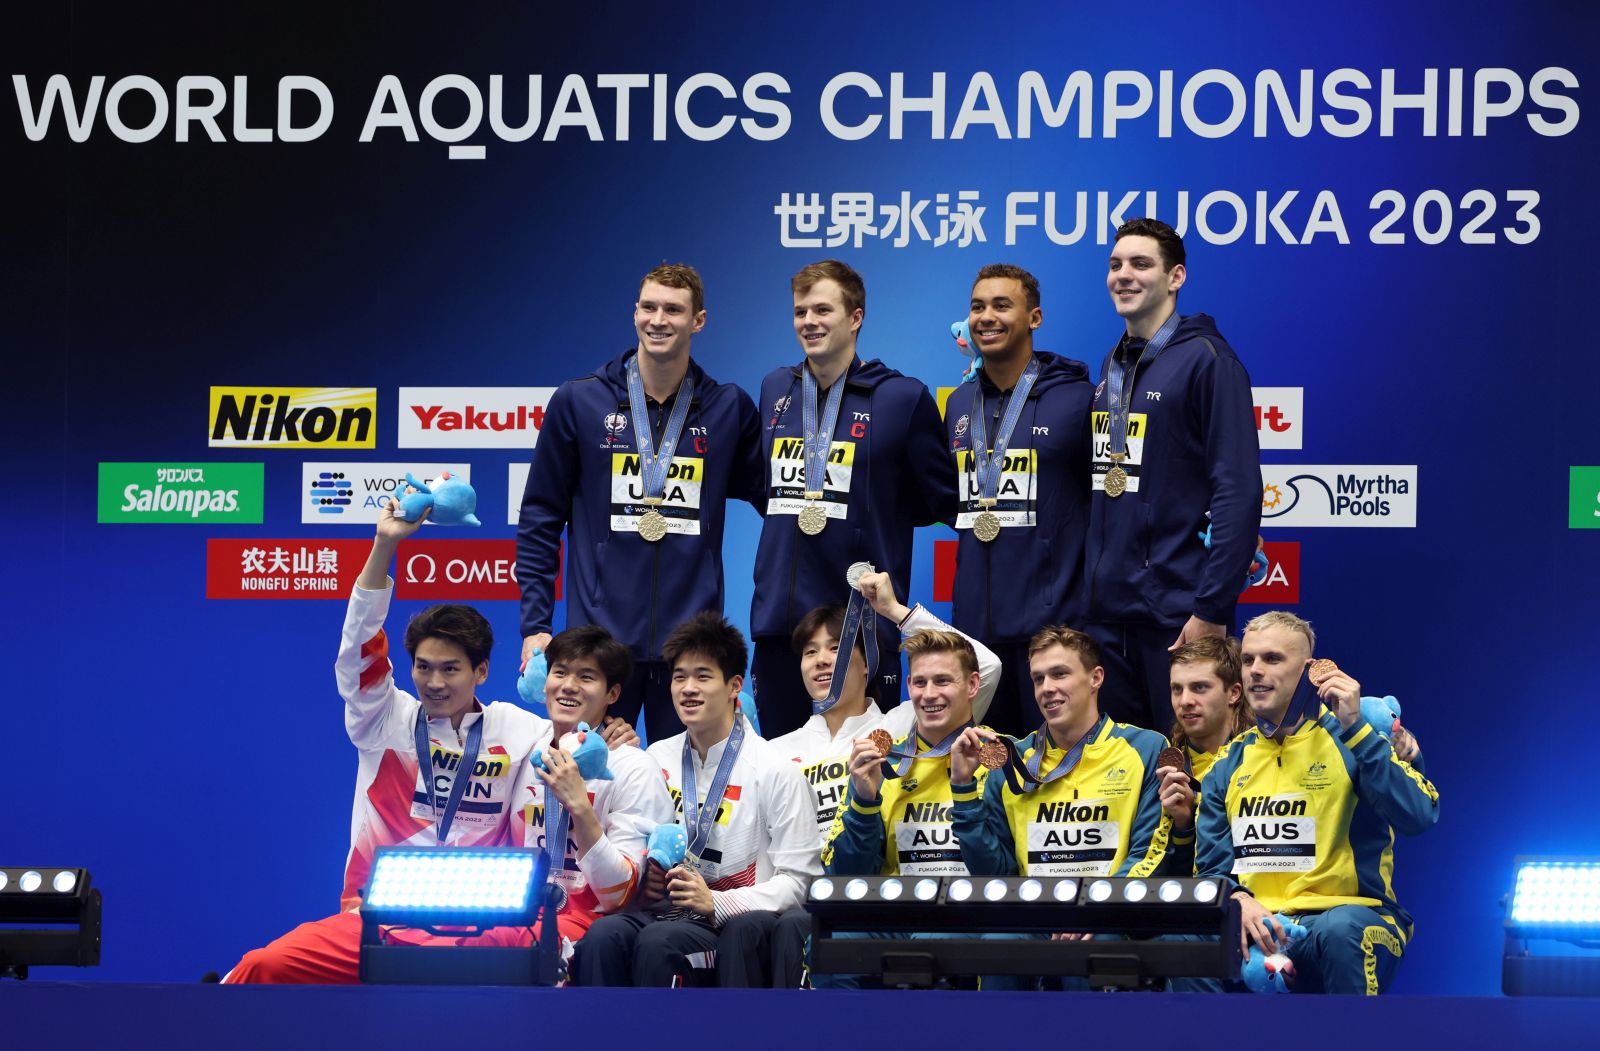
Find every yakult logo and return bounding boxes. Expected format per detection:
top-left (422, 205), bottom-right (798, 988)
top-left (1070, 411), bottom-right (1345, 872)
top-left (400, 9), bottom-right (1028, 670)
top-left (398, 387), bottom-right (554, 449)
top-left (1251, 387), bottom-right (1303, 450)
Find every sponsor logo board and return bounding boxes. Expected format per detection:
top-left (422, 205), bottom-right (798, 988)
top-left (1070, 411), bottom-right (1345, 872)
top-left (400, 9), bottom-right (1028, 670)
top-left (209, 387), bottom-right (376, 448)
top-left (1238, 541), bottom-right (1300, 605)
top-left (206, 538), bottom-right (370, 598)
top-left (1252, 386), bottom-right (1303, 450)
top-left (395, 540), bottom-right (521, 600)
top-left (398, 387), bottom-right (554, 448)
top-left (1570, 467), bottom-right (1600, 530)
top-left (301, 462), bottom-right (471, 524)
top-left (98, 462), bottom-right (263, 523)
top-left (1260, 465), bottom-right (1417, 528)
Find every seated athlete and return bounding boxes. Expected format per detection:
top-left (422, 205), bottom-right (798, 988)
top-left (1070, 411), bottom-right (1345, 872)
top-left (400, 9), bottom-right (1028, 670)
top-left (1158, 636), bottom-right (1252, 872)
top-left (224, 500), bottom-right (550, 983)
top-left (767, 571), bottom-right (999, 985)
top-left (818, 626), bottom-right (1013, 988)
top-left (1196, 611), bottom-right (1439, 995)
top-left (950, 626), bottom-right (1173, 891)
top-left (504, 624), bottom-right (675, 952)
top-left (570, 613), bottom-right (819, 988)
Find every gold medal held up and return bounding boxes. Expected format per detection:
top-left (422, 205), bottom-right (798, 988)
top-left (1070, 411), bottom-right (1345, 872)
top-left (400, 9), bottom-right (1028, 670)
top-left (798, 493), bottom-right (828, 535)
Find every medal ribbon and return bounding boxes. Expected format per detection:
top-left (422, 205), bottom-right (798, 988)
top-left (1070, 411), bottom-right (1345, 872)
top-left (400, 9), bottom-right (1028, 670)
top-left (1255, 664), bottom-right (1322, 738)
top-left (541, 770), bottom-right (572, 894)
top-left (680, 715), bottom-right (747, 861)
top-left (413, 709), bottom-right (484, 845)
top-left (801, 366), bottom-right (848, 498)
top-left (1103, 311), bottom-right (1182, 459)
top-left (1021, 714), bottom-right (1105, 793)
top-left (882, 724), bottom-right (970, 780)
top-left (813, 588), bottom-right (880, 716)
top-left (970, 357), bottom-right (1042, 504)
top-left (625, 354), bottom-right (696, 505)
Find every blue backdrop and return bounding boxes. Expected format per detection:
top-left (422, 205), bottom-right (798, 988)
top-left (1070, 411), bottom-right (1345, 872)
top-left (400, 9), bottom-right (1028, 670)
top-left (7, 1), bottom-right (1598, 993)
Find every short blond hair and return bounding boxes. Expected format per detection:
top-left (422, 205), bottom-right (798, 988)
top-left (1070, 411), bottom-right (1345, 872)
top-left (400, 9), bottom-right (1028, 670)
top-left (901, 628), bottom-right (977, 679)
top-left (1242, 611), bottom-right (1316, 655)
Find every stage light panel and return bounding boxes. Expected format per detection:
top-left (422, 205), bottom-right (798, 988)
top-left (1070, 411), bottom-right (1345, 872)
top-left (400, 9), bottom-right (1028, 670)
top-left (1159, 879), bottom-right (1183, 902)
top-left (364, 849), bottom-right (537, 914)
top-left (1125, 880), bottom-right (1149, 903)
top-left (880, 878), bottom-right (904, 901)
top-left (1052, 879), bottom-right (1078, 902)
top-left (948, 878), bottom-right (974, 902)
top-left (1194, 881), bottom-right (1220, 903)
top-left (845, 878), bottom-right (870, 901)
top-left (1019, 879), bottom-right (1043, 902)
top-left (1509, 861), bottom-right (1600, 928)
top-left (914, 878), bottom-right (939, 901)
top-left (1088, 879), bottom-right (1114, 902)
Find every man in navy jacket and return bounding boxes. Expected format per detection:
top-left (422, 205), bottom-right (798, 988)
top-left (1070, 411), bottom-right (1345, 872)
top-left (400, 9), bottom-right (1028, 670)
top-left (943, 264), bottom-right (1093, 734)
top-left (1085, 219), bottom-right (1261, 732)
top-left (517, 264), bottom-right (765, 741)
top-left (749, 260), bottom-right (956, 738)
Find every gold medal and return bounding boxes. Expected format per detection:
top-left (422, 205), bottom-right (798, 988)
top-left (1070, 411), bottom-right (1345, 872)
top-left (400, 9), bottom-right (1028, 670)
top-left (798, 498), bottom-right (828, 536)
top-left (974, 510), bottom-right (1001, 542)
top-left (1104, 452), bottom-right (1129, 498)
top-left (1104, 466), bottom-right (1127, 497)
top-left (638, 509), bottom-right (668, 542)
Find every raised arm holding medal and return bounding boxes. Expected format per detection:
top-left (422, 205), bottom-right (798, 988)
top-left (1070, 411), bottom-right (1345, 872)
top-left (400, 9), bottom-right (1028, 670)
top-left (749, 260), bottom-right (957, 739)
top-left (1193, 611), bottom-right (1439, 995)
top-left (1083, 220), bottom-right (1262, 735)
top-left (943, 264), bottom-right (1093, 736)
top-left (516, 264), bottom-right (766, 743)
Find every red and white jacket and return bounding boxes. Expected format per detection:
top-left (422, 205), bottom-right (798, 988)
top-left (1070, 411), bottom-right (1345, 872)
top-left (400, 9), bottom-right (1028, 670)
top-left (337, 581), bottom-right (547, 911)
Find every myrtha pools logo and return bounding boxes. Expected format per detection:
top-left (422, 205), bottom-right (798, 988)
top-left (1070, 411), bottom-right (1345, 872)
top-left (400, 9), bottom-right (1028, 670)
top-left (1259, 466), bottom-right (1417, 528)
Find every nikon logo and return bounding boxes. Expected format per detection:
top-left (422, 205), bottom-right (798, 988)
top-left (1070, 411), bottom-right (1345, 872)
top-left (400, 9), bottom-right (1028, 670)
top-left (209, 387), bottom-right (376, 448)
top-left (1035, 800), bottom-right (1111, 823)
top-left (1237, 795), bottom-right (1308, 818)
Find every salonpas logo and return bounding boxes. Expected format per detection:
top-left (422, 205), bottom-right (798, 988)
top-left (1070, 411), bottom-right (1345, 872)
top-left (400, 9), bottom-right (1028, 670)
top-left (209, 387), bottom-right (377, 448)
top-left (98, 463), bottom-right (264, 523)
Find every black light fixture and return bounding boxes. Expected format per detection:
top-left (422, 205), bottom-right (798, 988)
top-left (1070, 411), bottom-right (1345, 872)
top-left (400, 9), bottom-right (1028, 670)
top-left (1502, 856), bottom-right (1600, 997)
top-left (807, 874), bottom-right (1238, 989)
top-left (0, 867), bottom-right (101, 979)
top-left (357, 847), bottom-right (561, 985)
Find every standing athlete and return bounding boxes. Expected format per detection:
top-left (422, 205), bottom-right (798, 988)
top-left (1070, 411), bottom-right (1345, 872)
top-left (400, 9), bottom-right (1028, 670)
top-left (749, 259), bottom-right (955, 738)
top-left (944, 263), bottom-right (1092, 735)
top-left (1084, 218), bottom-right (1261, 732)
top-left (517, 263), bottom-right (764, 741)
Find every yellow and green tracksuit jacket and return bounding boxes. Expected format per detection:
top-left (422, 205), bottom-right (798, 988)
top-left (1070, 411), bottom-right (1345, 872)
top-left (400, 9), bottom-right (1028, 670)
top-left (950, 715), bottom-right (1175, 878)
top-left (1195, 712), bottom-right (1439, 938)
top-left (822, 731), bottom-right (993, 876)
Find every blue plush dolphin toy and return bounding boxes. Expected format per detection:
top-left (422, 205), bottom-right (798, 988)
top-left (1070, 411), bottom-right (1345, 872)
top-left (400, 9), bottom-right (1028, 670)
top-left (394, 471), bottom-right (481, 526)
top-left (647, 824), bottom-right (688, 870)
top-left (532, 722), bottom-right (613, 781)
top-left (1241, 914), bottom-right (1308, 993)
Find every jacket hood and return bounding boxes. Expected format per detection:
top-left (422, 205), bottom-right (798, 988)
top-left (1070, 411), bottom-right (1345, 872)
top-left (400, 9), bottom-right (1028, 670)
top-left (780, 355), bottom-right (897, 392)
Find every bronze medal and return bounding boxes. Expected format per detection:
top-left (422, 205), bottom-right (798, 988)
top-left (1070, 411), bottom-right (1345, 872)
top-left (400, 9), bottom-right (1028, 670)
top-left (638, 509), bottom-right (668, 542)
top-left (974, 510), bottom-right (1002, 543)
top-left (1156, 746), bottom-right (1187, 772)
top-left (1104, 464), bottom-right (1128, 498)
top-left (1308, 658), bottom-right (1339, 686)
top-left (798, 502), bottom-right (827, 536)
top-left (977, 740), bottom-right (1009, 770)
top-left (868, 729), bottom-right (894, 757)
